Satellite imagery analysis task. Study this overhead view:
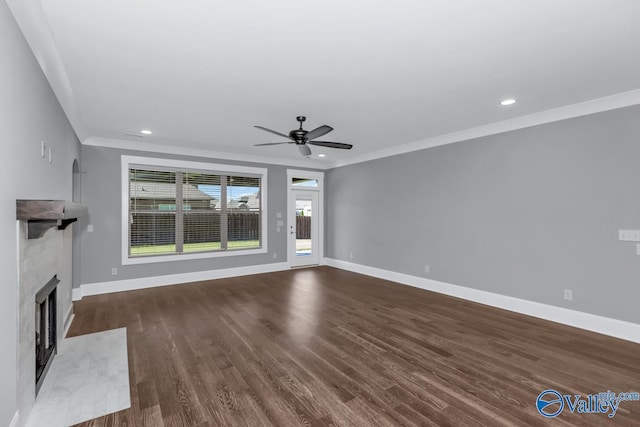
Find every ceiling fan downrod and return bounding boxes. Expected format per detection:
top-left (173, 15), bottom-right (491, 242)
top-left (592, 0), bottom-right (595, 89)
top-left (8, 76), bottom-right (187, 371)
top-left (290, 116), bottom-right (308, 143)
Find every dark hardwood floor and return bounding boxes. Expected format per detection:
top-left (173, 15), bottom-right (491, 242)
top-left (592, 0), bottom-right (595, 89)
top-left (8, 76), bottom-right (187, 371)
top-left (68, 266), bottom-right (640, 426)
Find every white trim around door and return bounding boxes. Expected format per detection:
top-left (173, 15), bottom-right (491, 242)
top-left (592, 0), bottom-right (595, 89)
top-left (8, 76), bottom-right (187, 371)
top-left (286, 169), bottom-right (324, 268)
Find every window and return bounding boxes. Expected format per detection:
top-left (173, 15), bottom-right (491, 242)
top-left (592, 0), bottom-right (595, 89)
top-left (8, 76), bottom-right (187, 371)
top-left (122, 156), bottom-right (267, 264)
top-left (291, 177), bottom-right (318, 187)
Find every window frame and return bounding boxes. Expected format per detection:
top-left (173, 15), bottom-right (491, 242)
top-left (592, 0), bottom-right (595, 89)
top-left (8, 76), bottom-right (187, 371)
top-left (121, 155), bottom-right (268, 265)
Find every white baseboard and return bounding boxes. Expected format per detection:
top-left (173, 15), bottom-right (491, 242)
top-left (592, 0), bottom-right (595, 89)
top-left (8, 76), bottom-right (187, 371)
top-left (72, 287), bottom-right (82, 301)
top-left (74, 262), bottom-right (290, 300)
top-left (64, 313), bottom-right (75, 337)
top-left (60, 301), bottom-right (76, 352)
top-left (326, 258), bottom-right (640, 344)
top-left (10, 411), bottom-right (18, 427)
top-left (63, 304), bottom-right (73, 329)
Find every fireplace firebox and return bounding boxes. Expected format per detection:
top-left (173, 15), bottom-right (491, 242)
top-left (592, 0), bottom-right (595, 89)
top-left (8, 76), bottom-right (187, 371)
top-left (35, 275), bottom-right (59, 395)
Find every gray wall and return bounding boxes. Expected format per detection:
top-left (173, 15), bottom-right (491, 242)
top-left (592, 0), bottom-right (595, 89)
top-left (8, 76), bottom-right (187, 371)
top-left (0, 2), bottom-right (81, 424)
top-left (79, 145), bottom-right (292, 285)
top-left (327, 105), bottom-right (640, 324)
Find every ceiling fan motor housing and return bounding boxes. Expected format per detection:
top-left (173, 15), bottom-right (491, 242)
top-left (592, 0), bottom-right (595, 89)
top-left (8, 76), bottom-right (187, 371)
top-left (289, 129), bottom-right (308, 143)
top-left (291, 116), bottom-right (308, 143)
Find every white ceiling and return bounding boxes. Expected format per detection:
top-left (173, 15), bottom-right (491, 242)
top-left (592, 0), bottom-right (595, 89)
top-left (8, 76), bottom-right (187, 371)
top-left (10, 0), bottom-right (640, 168)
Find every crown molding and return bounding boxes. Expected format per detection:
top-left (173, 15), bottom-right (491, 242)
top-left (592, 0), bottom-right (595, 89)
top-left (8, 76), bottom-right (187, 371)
top-left (331, 89), bottom-right (640, 169)
top-left (6, 0), bottom-right (89, 141)
top-left (84, 84), bottom-right (640, 171)
top-left (83, 136), bottom-right (330, 169)
top-left (10, 0), bottom-right (639, 172)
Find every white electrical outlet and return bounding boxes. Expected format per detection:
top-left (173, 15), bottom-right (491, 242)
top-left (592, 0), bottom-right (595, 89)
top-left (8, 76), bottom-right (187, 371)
top-left (619, 229), bottom-right (640, 242)
top-left (111, 267), bottom-right (118, 275)
top-left (424, 265), bottom-right (430, 274)
top-left (273, 252), bottom-right (277, 259)
top-left (564, 289), bottom-right (573, 301)
top-left (87, 224), bottom-right (94, 232)
top-left (349, 252), bottom-right (353, 259)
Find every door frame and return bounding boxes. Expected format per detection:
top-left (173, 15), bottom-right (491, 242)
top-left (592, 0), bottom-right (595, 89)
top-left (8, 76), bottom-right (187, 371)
top-left (290, 190), bottom-right (319, 267)
top-left (286, 169), bottom-right (324, 267)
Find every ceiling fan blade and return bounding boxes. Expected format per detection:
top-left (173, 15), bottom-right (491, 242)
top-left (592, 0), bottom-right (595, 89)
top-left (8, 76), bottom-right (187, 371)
top-left (308, 141), bottom-right (353, 150)
top-left (305, 125), bottom-right (333, 140)
top-left (298, 144), bottom-right (312, 157)
top-left (254, 142), bottom-right (289, 146)
top-left (254, 126), bottom-right (292, 139)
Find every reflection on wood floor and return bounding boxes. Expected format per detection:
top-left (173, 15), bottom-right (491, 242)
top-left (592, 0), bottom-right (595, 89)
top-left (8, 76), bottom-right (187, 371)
top-left (69, 266), bottom-right (640, 426)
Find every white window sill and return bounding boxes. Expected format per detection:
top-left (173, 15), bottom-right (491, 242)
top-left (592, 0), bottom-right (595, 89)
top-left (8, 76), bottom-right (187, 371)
top-left (122, 247), bottom-right (267, 265)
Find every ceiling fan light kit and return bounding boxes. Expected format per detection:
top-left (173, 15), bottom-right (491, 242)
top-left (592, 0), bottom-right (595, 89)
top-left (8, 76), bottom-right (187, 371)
top-left (254, 116), bottom-right (353, 157)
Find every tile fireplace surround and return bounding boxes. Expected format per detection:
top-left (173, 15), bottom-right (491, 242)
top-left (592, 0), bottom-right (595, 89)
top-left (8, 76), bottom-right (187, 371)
top-left (17, 222), bottom-right (74, 426)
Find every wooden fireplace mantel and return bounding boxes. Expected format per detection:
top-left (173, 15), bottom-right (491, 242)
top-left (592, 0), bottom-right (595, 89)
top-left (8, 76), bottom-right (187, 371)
top-left (16, 200), bottom-right (88, 239)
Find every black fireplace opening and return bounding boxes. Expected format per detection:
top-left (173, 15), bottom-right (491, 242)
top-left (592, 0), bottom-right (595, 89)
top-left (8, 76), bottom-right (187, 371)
top-left (35, 275), bottom-right (59, 395)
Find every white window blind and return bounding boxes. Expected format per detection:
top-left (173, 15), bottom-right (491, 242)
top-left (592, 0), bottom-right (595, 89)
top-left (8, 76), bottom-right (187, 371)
top-left (227, 175), bottom-right (261, 250)
top-left (183, 172), bottom-right (222, 253)
top-left (128, 167), bottom-right (261, 258)
top-left (129, 169), bottom-right (178, 256)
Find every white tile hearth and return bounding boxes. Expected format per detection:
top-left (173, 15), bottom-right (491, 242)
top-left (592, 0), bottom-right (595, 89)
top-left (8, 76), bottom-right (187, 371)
top-left (26, 328), bottom-right (130, 427)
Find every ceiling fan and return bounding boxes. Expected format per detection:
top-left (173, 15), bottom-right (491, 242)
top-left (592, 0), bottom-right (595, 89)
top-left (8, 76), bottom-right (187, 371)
top-left (254, 116), bottom-right (353, 157)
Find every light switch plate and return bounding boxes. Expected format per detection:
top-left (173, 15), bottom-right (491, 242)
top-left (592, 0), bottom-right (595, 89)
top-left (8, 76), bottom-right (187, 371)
top-left (564, 289), bottom-right (573, 301)
top-left (618, 229), bottom-right (640, 242)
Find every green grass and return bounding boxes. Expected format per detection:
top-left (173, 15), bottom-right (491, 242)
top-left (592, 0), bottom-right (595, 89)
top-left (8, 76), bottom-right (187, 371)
top-left (130, 240), bottom-right (260, 256)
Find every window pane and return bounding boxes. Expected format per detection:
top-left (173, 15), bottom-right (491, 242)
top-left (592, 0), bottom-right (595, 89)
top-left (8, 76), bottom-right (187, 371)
top-left (183, 173), bottom-right (222, 253)
top-left (129, 169), bottom-right (177, 256)
top-left (127, 164), bottom-right (264, 259)
top-left (292, 177), bottom-right (318, 187)
top-left (227, 175), bottom-right (260, 249)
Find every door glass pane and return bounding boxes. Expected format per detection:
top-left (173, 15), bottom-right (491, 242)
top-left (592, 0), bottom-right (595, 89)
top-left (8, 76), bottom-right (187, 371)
top-left (292, 178), bottom-right (318, 187)
top-left (296, 198), bottom-right (312, 256)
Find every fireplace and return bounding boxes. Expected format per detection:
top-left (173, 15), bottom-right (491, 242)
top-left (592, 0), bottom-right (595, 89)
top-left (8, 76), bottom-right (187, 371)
top-left (35, 275), bottom-right (59, 395)
top-left (16, 200), bottom-right (87, 421)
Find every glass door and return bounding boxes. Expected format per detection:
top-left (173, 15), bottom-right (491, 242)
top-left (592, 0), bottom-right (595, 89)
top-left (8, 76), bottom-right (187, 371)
top-left (290, 190), bottom-right (319, 267)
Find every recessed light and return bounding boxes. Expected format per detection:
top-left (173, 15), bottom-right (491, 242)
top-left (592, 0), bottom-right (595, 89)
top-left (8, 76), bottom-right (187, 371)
top-left (140, 129), bottom-right (152, 135)
top-left (500, 99), bottom-right (517, 106)
top-left (318, 154), bottom-right (326, 158)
